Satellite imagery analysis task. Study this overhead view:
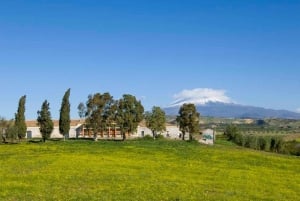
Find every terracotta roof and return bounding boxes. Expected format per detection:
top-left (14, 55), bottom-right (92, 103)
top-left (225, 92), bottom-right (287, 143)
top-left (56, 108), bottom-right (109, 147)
top-left (26, 119), bottom-right (83, 127)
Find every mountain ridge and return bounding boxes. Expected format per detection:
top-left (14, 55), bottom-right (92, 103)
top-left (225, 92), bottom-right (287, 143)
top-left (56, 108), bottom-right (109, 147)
top-left (164, 101), bottom-right (300, 119)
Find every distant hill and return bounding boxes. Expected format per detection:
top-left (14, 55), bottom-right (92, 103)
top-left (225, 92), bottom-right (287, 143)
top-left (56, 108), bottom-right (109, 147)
top-left (164, 102), bottom-right (300, 119)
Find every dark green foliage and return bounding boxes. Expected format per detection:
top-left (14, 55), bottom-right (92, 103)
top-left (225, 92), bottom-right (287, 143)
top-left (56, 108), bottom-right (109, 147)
top-left (81, 93), bottom-right (144, 141)
top-left (15, 95), bottom-right (27, 139)
top-left (6, 124), bottom-right (18, 142)
top-left (37, 100), bottom-right (54, 142)
top-left (59, 88), bottom-right (71, 138)
top-left (116, 94), bottom-right (144, 140)
top-left (0, 118), bottom-right (14, 142)
top-left (0, 118), bottom-right (7, 139)
top-left (233, 131), bottom-right (243, 146)
top-left (145, 106), bottom-right (166, 139)
top-left (142, 135), bottom-right (154, 140)
top-left (283, 141), bottom-right (300, 156)
top-left (85, 92), bottom-right (115, 139)
top-left (227, 128), bottom-right (285, 153)
top-left (257, 136), bottom-right (267, 150)
top-left (256, 119), bottom-right (265, 126)
top-left (155, 134), bottom-right (165, 140)
top-left (269, 136), bottom-right (284, 153)
top-left (176, 103), bottom-right (200, 140)
top-left (224, 124), bottom-right (239, 141)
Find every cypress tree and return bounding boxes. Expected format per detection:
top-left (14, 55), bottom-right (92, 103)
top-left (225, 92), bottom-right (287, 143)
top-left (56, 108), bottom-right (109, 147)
top-left (59, 88), bottom-right (71, 139)
top-left (37, 100), bottom-right (54, 142)
top-left (15, 95), bottom-right (27, 139)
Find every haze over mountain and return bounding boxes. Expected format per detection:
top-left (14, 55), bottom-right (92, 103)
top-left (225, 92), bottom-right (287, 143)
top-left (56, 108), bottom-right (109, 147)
top-left (165, 88), bottom-right (300, 119)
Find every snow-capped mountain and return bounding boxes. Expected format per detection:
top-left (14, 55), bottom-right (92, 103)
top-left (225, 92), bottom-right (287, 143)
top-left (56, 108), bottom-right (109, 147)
top-left (170, 88), bottom-right (232, 107)
top-left (164, 101), bottom-right (300, 119)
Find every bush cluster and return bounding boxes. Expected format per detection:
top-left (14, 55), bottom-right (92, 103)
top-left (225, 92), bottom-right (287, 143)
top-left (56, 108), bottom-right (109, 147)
top-left (233, 133), bottom-right (284, 153)
top-left (282, 141), bottom-right (300, 156)
top-left (155, 134), bottom-right (165, 140)
top-left (143, 135), bottom-right (154, 140)
top-left (224, 125), bottom-right (284, 153)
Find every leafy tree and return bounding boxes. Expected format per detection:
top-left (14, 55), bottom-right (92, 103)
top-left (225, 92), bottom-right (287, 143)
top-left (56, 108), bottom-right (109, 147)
top-left (115, 94), bottom-right (144, 140)
top-left (176, 103), bottom-right (200, 140)
top-left (37, 100), bottom-right (54, 142)
top-left (0, 117), bottom-right (8, 142)
top-left (145, 106), bottom-right (166, 139)
top-left (6, 124), bottom-right (18, 142)
top-left (85, 92), bottom-right (115, 140)
top-left (59, 88), bottom-right (71, 140)
top-left (0, 118), bottom-right (16, 142)
top-left (224, 124), bottom-right (239, 141)
top-left (77, 102), bottom-right (86, 121)
top-left (15, 95), bottom-right (27, 139)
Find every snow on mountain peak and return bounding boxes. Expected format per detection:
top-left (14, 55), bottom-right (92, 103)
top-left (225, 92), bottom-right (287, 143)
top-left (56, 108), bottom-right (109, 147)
top-left (170, 88), bottom-right (232, 107)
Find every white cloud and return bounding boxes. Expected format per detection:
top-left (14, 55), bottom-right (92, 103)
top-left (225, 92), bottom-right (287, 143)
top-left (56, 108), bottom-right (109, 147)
top-left (296, 108), bottom-right (300, 113)
top-left (170, 88), bottom-right (233, 107)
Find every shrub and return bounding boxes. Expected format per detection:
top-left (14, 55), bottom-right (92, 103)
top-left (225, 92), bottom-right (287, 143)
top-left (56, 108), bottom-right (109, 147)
top-left (228, 131), bottom-right (285, 154)
top-left (263, 136), bottom-right (271, 152)
top-left (155, 134), bottom-right (165, 140)
top-left (6, 125), bottom-right (18, 141)
top-left (257, 136), bottom-right (267, 150)
top-left (282, 141), bottom-right (300, 156)
top-left (249, 135), bottom-right (258, 150)
top-left (242, 134), bottom-right (251, 148)
top-left (143, 135), bottom-right (154, 140)
top-left (268, 136), bottom-right (283, 153)
top-left (234, 133), bottom-right (243, 146)
top-left (224, 124), bottom-right (239, 141)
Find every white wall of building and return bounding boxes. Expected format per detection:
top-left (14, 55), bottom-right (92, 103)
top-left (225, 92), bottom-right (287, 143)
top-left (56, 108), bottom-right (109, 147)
top-left (135, 125), bottom-right (183, 139)
top-left (26, 123), bottom-right (186, 140)
top-left (26, 125), bottom-right (81, 139)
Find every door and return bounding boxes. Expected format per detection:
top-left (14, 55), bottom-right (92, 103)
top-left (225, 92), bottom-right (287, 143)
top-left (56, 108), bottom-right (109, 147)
top-left (27, 131), bottom-right (32, 139)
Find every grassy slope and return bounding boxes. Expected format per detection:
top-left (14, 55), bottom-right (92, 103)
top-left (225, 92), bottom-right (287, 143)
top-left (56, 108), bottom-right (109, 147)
top-left (0, 140), bottom-right (299, 201)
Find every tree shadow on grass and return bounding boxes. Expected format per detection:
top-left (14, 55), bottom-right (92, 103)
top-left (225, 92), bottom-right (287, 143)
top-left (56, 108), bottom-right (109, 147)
top-left (48, 138), bottom-right (62, 142)
top-left (27, 139), bottom-right (43, 143)
top-left (1, 141), bottom-right (19, 145)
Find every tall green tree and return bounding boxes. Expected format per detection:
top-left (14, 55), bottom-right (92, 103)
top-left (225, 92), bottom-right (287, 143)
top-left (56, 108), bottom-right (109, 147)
top-left (15, 95), bottom-right (27, 139)
top-left (37, 100), bottom-right (54, 142)
top-left (145, 106), bottom-right (166, 139)
top-left (176, 103), bottom-right (200, 140)
top-left (115, 94), bottom-right (144, 140)
top-left (85, 92), bottom-right (115, 140)
top-left (59, 88), bottom-right (71, 140)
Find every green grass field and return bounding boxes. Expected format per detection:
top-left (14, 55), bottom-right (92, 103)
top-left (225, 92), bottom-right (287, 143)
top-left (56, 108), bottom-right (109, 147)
top-left (0, 139), bottom-right (299, 201)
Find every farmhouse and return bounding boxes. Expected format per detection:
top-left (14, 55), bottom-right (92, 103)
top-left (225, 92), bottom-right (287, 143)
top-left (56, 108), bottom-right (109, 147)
top-left (25, 120), bottom-right (183, 140)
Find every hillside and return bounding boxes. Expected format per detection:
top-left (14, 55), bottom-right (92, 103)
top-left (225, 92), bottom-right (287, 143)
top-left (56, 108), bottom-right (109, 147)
top-left (165, 102), bottom-right (300, 119)
top-left (0, 140), bottom-right (299, 200)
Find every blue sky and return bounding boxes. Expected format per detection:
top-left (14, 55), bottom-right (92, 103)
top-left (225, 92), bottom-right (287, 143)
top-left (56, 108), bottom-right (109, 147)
top-left (0, 0), bottom-right (300, 120)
